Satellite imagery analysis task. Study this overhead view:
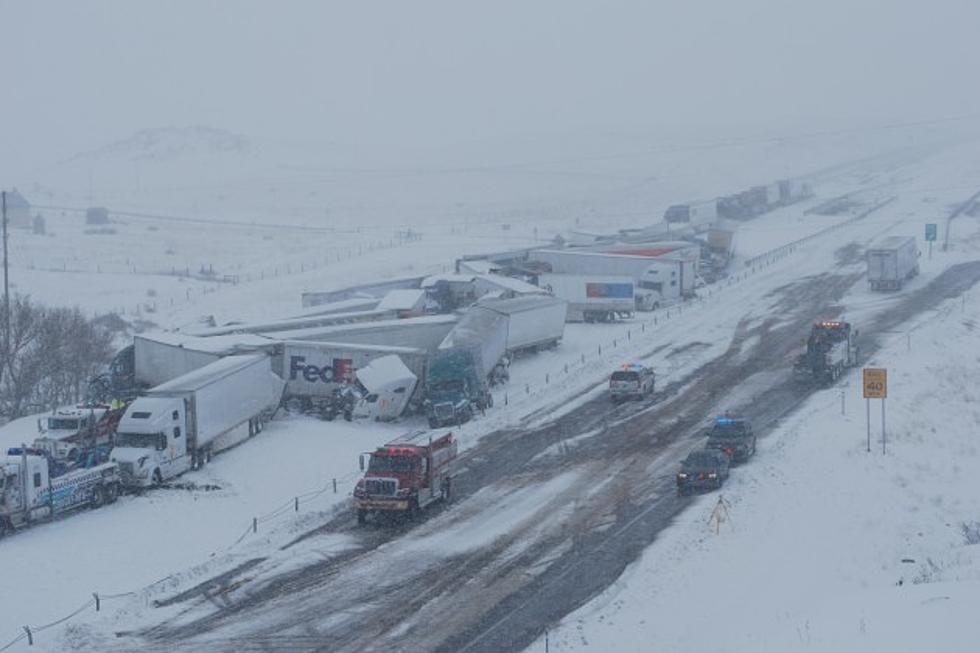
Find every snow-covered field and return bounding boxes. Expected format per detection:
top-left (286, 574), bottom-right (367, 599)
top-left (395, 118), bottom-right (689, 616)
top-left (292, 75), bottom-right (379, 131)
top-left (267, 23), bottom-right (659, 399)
top-left (1, 131), bottom-right (979, 650)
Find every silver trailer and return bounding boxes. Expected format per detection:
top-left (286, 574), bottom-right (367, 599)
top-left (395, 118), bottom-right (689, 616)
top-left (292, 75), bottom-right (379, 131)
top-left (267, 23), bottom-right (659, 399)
top-left (867, 236), bottom-right (919, 291)
top-left (477, 295), bottom-right (568, 354)
top-left (134, 333), bottom-right (274, 388)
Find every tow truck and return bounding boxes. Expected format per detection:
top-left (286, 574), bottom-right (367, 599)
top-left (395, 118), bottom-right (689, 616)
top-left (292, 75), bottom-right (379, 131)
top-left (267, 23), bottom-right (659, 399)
top-left (354, 431), bottom-right (456, 524)
top-left (793, 320), bottom-right (859, 385)
top-left (0, 447), bottom-right (121, 538)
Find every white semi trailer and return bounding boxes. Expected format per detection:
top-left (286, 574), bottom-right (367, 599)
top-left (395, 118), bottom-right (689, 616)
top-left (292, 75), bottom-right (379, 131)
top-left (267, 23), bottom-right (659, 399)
top-left (867, 236), bottom-right (919, 291)
top-left (537, 273), bottom-right (635, 322)
top-left (111, 354), bottom-right (285, 488)
top-left (530, 249), bottom-right (696, 304)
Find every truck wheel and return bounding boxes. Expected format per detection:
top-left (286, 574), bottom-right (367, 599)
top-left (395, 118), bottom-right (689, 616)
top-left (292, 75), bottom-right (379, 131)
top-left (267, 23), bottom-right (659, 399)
top-left (152, 469), bottom-right (163, 487)
top-left (428, 417), bottom-right (439, 429)
top-left (441, 478), bottom-right (453, 502)
top-left (90, 485), bottom-right (105, 509)
top-left (408, 499), bottom-right (421, 520)
top-left (357, 509), bottom-right (367, 525)
top-left (0, 518), bottom-right (10, 539)
top-left (487, 394), bottom-right (494, 408)
top-left (105, 483), bottom-right (120, 504)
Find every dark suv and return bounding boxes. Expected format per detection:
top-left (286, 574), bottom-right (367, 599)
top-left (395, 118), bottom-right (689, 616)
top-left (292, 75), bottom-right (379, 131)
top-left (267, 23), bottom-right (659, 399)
top-left (676, 449), bottom-right (730, 495)
top-left (705, 416), bottom-right (756, 464)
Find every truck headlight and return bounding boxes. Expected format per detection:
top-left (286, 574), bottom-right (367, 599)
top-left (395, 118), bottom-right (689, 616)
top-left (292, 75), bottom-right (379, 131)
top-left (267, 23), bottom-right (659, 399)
top-left (138, 456), bottom-right (148, 468)
top-left (677, 473), bottom-right (687, 480)
top-left (396, 488), bottom-right (412, 497)
top-left (708, 472), bottom-right (717, 479)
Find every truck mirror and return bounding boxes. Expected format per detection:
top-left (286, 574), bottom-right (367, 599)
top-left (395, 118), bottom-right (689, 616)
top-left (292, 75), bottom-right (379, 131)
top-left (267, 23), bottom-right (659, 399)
top-left (37, 418), bottom-right (42, 433)
top-left (359, 454), bottom-right (365, 471)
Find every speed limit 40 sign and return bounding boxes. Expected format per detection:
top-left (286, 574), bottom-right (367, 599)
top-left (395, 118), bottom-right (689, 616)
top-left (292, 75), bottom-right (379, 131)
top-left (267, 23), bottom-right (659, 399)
top-left (863, 368), bottom-right (887, 399)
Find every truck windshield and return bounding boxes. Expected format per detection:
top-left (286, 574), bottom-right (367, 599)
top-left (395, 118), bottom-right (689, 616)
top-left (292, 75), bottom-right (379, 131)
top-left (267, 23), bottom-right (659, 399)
top-left (431, 380), bottom-right (464, 394)
top-left (368, 455), bottom-right (416, 473)
top-left (115, 431), bottom-right (163, 449)
top-left (48, 418), bottom-right (80, 430)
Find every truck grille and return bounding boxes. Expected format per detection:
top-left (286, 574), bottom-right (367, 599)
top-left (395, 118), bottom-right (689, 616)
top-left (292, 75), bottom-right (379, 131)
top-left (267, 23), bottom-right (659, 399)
top-left (365, 479), bottom-right (397, 496)
top-left (117, 462), bottom-right (136, 482)
top-left (434, 403), bottom-right (454, 419)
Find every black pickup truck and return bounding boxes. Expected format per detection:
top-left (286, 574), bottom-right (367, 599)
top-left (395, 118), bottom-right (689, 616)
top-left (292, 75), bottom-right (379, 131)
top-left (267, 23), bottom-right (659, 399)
top-left (704, 416), bottom-right (756, 464)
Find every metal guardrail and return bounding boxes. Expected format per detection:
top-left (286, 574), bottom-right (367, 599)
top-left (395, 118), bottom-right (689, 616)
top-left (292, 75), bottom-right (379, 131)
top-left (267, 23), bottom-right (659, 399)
top-left (743, 197), bottom-right (897, 269)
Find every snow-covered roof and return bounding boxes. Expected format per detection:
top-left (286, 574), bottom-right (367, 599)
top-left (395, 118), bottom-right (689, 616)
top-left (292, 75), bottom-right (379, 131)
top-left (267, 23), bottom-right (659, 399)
top-left (184, 308), bottom-right (393, 337)
top-left (354, 355), bottom-right (416, 392)
top-left (3, 189), bottom-right (29, 208)
top-left (377, 289), bottom-right (426, 311)
top-left (264, 314), bottom-right (458, 342)
top-left (280, 340), bottom-right (424, 355)
top-left (284, 296), bottom-right (381, 320)
top-left (136, 332), bottom-right (274, 354)
top-left (476, 294), bottom-right (567, 315)
top-left (421, 274), bottom-right (477, 288)
top-left (477, 274), bottom-right (547, 295)
top-left (149, 354), bottom-right (267, 393)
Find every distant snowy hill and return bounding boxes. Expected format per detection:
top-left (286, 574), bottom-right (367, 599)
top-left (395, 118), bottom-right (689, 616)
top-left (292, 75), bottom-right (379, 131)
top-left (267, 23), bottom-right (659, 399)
top-left (63, 126), bottom-right (250, 164)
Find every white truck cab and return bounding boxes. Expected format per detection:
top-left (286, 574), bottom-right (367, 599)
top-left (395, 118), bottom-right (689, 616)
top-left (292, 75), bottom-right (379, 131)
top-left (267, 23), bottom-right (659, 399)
top-left (35, 406), bottom-right (108, 460)
top-left (111, 397), bottom-right (188, 487)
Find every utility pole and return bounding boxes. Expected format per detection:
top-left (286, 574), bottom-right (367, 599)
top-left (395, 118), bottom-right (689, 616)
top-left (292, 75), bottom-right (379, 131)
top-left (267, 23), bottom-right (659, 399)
top-left (1, 190), bottom-right (8, 381)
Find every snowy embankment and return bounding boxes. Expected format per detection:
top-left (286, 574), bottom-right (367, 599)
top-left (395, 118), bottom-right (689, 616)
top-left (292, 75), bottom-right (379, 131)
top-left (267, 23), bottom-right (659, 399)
top-left (529, 250), bottom-right (980, 647)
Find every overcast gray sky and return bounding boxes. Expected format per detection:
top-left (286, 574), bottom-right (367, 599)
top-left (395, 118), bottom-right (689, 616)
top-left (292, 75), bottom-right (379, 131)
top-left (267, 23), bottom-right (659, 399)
top-left (2, 0), bottom-right (978, 176)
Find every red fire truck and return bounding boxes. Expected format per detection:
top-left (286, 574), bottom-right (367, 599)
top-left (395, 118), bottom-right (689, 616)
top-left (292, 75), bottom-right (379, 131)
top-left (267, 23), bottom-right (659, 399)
top-left (354, 431), bottom-right (457, 524)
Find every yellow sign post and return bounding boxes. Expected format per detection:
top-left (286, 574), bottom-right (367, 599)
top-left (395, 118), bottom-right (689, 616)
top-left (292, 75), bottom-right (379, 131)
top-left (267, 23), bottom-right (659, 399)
top-left (863, 368), bottom-right (887, 399)
top-left (863, 368), bottom-right (887, 452)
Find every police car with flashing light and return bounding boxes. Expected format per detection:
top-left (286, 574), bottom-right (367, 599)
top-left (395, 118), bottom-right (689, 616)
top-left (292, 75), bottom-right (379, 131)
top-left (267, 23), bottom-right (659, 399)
top-left (608, 362), bottom-right (655, 403)
top-left (705, 415), bottom-right (756, 464)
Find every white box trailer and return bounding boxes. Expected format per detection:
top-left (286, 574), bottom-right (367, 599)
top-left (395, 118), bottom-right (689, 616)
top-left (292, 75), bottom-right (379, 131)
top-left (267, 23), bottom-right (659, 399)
top-left (134, 333), bottom-right (275, 387)
top-left (537, 273), bottom-right (634, 322)
top-left (531, 249), bottom-right (693, 305)
top-left (867, 236), bottom-right (919, 291)
top-left (477, 295), bottom-right (568, 354)
top-left (112, 354), bottom-right (285, 486)
top-left (278, 340), bottom-right (427, 401)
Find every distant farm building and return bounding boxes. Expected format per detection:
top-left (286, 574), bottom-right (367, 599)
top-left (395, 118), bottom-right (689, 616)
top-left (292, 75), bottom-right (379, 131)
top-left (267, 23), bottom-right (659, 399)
top-left (85, 206), bottom-right (110, 225)
top-left (3, 189), bottom-right (31, 228)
